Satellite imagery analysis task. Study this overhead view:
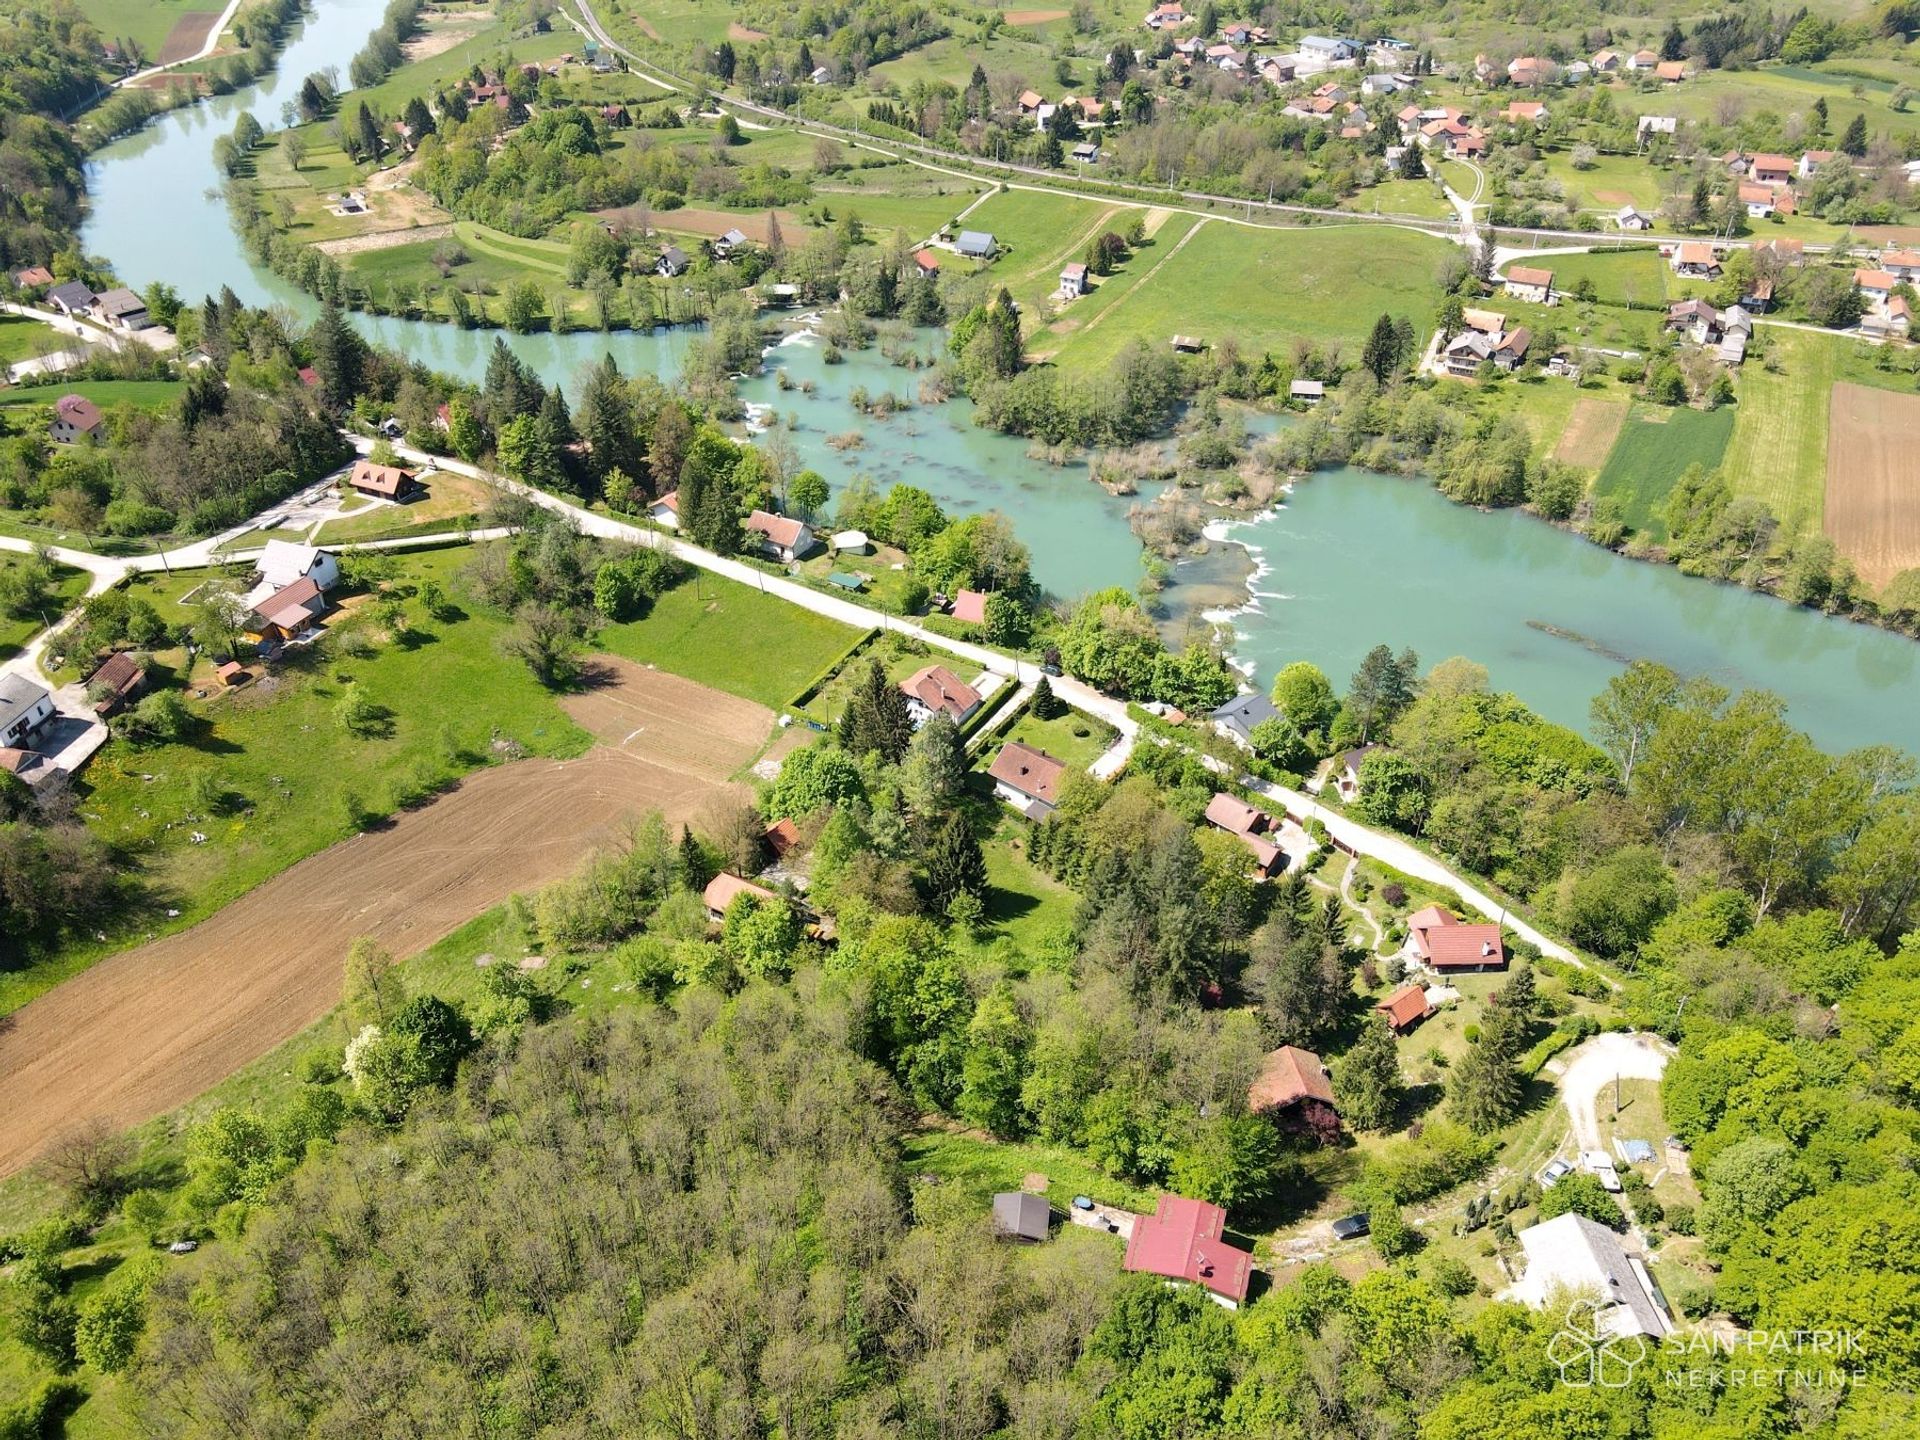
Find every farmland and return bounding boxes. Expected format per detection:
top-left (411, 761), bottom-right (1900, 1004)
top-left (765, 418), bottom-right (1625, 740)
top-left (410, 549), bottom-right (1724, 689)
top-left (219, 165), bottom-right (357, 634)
top-left (1825, 381), bottom-right (1920, 592)
top-left (1722, 327), bottom-right (1837, 539)
top-left (0, 653), bottom-right (775, 1180)
top-left (1592, 402), bottom-right (1737, 541)
top-left (1044, 220), bottom-right (1449, 370)
top-left (74, 0), bottom-right (219, 60)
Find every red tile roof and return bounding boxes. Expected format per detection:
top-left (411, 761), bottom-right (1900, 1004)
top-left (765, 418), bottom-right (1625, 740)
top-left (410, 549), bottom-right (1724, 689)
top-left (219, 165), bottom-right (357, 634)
top-left (1507, 266), bottom-right (1553, 288)
top-left (765, 819), bottom-right (800, 858)
top-left (1408, 906), bottom-right (1506, 968)
top-left (1123, 1194), bottom-right (1252, 1303)
top-left (297, 366), bottom-right (321, 387)
top-left (1856, 268), bottom-right (1897, 290)
top-left (1377, 984), bottom-right (1430, 1029)
top-left (15, 266), bottom-right (53, 287)
top-left (1249, 1045), bottom-right (1335, 1111)
top-left (913, 248), bottom-right (941, 273)
top-left (1204, 792), bottom-right (1268, 837)
top-left (900, 664), bottom-right (981, 720)
top-left (746, 509), bottom-right (810, 550)
top-left (950, 589), bottom-right (988, 624)
top-left (988, 741), bottom-right (1066, 805)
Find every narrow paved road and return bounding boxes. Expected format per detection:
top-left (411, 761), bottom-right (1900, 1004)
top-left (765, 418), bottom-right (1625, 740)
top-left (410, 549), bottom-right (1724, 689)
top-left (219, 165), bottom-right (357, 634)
top-left (117, 0), bottom-right (245, 87)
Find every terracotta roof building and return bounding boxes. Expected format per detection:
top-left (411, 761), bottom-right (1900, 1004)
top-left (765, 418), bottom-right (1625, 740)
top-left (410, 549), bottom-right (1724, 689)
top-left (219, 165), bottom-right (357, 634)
top-left (348, 459), bottom-right (418, 499)
top-left (1123, 1194), bottom-right (1253, 1307)
top-left (745, 509), bottom-right (815, 561)
top-left (1406, 905), bottom-right (1507, 971)
top-left (949, 589), bottom-right (989, 625)
top-left (988, 741), bottom-right (1067, 818)
top-left (86, 651), bottom-right (147, 716)
top-left (1249, 1045), bottom-right (1336, 1114)
top-left (1376, 984), bottom-right (1432, 1032)
top-left (900, 664), bottom-right (982, 725)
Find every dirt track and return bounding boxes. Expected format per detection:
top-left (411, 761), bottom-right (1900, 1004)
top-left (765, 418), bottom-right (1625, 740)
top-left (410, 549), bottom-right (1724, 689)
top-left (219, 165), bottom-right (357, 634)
top-left (1825, 381), bottom-right (1920, 590)
top-left (0, 660), bottom-right (770, 1178)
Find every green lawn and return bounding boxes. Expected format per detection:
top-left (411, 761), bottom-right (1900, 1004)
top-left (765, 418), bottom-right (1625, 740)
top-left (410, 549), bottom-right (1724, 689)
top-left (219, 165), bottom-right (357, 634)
top-left (1592, 402), bottom-right (1737, 541)
top-left (981, 812), bottom-right (1079, 949)
top-left (1047, 220), bottom-right (1450, 370)
top-left (958, 188), bottom-right (1120, 312)
top-left (1339, 177), bottom-right (1456, 220)
top-left (1724, 327), bottom-right (1837, 538)
top-left (312, 470), bottom-right (495, 545)
top-left (0, 558), bottom-right (89, 661)
top-left (595, 570), bottom-right (861, 709)
top-left (987, 703), bottom-right (1116, 774)
top-left (0, 379), bottom-right (184, 415)
top-left (1543, 248), bottom-right (1675, 310)
top-left (901, 1129), bottom-right (1159, 1215)
top-left (1028, 211), bottom-right (1202, 361)
top-left (0, 314), bottom-right (76, 367)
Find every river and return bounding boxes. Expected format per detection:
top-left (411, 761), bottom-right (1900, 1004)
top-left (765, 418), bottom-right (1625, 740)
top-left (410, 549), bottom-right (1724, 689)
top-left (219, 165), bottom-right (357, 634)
top-left (81, 0), bottom-right (1920, 755)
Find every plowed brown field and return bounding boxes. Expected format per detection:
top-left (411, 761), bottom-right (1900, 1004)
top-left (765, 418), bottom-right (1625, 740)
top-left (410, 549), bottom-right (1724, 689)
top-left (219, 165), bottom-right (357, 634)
top-left (1825, 382), bottom-right (1920, 590)
top-left (0, 660), bottom-right (769, 1178)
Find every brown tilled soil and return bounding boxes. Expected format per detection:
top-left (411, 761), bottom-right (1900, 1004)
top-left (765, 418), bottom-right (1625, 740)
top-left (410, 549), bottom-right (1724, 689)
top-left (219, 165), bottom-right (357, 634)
top-left (0, 660), bottom-right (770, 1178)
top-left (156, 12), bottom-right (220, 66)
top-left (598, 204), bottom-right (812, 245)
top-left (1825, 381), bottom-right (1920, 590)
top-left (1552, 394), bottom-right (1630, 468)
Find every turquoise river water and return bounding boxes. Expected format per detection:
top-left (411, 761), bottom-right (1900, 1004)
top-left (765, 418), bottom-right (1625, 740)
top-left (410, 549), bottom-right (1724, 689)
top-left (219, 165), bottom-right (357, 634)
top-left (80, 0), bottom-right (1920, 753)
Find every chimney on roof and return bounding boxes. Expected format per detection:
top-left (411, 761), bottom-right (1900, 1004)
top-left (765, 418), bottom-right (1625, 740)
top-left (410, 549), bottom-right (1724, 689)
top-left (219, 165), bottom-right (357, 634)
top-left (1482, 941), bottom-right (1493, 956)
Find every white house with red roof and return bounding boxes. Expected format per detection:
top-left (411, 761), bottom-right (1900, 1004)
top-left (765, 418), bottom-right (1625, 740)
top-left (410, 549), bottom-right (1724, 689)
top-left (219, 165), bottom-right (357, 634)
top-left (899, 664), bottom-right (982, 726)
top-left (49, 393), bottom-right (104, 444)
top-left (1405, 905), bottom-right (1507, 972)
top-left (1203, 792), bottom-right (1286, 877)
top-left (648, 490), bottom-right (680, 528)
top-left (988, 741), bottom-right (1066, 819)
top-left (1123, 1194), bottom-right (1253, 1308)
top-left (745, 509), bottom-right (816, 562)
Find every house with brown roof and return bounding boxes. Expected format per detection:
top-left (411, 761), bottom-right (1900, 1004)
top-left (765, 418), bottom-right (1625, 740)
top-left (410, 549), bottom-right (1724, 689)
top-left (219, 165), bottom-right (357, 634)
top-left (1405, 905), bottom-right (1507, 972)
top-left (49, 393), bottom-right (104, 444)
top-left (1670, 242), bottom-right (1721, 278)
top-left (1500, 99), bottom-right (1548, 125)
top-left (1123, 1194), bottom-right (1252, 1308)
top-left (1590, 49), bottom-right (1621, 72)
top-left (745, 509), bottom-right (816, 562)
top-left (1738, 182), bottom-right (1778, 218)
top-left (14, 266), bottom-right (53, 289)
top-left (1627, 48), bottom-right (1659, 70)
top-left (648, 490), bottom-right (679, 528)
top-left (1462, 306), bottom-right (1506, 334)
top-left (1249, 1045), bottom-right (1338, 1123)
top-left (764, 818), bottom-right (800, 859)
top-left (347, 459), bottom-right (419, 501)
top-left (912, 248), bottom-right (941, 278)
top-left (702, 871), bottom-right (781, 921)
top-left (86, 651), bottom-right (147, 717)
top-left (1748, 153), bottom-right (1794, 186)
top-left (988, 741), bottom-right (1067, 819)
top-left (1504, 266), bottom-right (1554, 304)
top-left (1507, 56), bottom-right (1552, 87)
top-left (1654, 60), bottom-right (1689, 82)
top-left (1203, 792), bottom-right (1285, 876)
top-left (1376, 984), bottom-right (1432, 1033)
top-left (245, 575), bottom-right (329, 645)
top-left (1667, 297), bottom-right (1722, 344)
top-left (1017, 88), bottom-right (1044, 113)
top-left (900, 664), bottom-right (983, 725)
top-left (1879, 248), bottom-right (1920, 282)
top-left (1333, 745), bottom-right (1377, 799)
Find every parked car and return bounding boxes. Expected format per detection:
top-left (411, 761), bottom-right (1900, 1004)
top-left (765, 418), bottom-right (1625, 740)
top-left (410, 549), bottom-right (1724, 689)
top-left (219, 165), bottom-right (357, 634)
top-left (1330, 1213), bottom-right (1371, 1241)
top-left (167, 1240), bottom-right (198, 1255)
top-left (1538, 1159), bottom-right (1574, 1190)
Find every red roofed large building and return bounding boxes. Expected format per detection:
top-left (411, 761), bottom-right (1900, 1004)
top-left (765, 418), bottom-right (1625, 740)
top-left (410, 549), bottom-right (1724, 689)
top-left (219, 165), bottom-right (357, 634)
top-left (1123, 1194), bottom-right (1253, 1307)
top-left (702, 871), bottom-right (780, 921)
top-left (900, 664), bottom-right (982, 725)
top-left (347, 459), bottom-right (419, 500)
top-left (1405, 905), bottom-right (1507, 972)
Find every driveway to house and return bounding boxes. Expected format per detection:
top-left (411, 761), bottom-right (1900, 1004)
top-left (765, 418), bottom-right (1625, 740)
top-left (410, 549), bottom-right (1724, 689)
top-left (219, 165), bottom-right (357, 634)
top-left (1552, 1031), bottom-right (1675, 1154)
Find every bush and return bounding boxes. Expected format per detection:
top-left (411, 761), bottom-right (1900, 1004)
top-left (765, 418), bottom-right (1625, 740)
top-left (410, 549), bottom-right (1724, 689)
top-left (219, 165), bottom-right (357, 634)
top-left (1428, 1256), bottom-right (1477, 1296)
top-left (1365, 1121), bottom-right (1496, 1203)
top-left (1666, 1202), bottom-right (1696, 1236)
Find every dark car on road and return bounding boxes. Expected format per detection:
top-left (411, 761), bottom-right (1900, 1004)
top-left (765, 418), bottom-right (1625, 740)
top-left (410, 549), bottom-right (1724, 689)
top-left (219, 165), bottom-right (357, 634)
top-left (1330, 1213), bottom-right (1371, 1241)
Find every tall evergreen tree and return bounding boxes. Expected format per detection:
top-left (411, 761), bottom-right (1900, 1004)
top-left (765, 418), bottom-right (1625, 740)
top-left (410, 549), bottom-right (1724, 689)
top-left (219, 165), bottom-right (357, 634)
top-left (306, 299), bottom-right (363, 410)
top-left (925, 812), bottom-right (988, 912)
top-left (1841, 112), bottom-right (1869, 156)
top-left (839, 657), bottom-right (914, 763)
top-left (1361, 313), bottom-right (1400, 383)
top-left (482, 337), bottom-right (541, 423)
top-left (1448, 1008), bottom-right (1525, 1133)
top-left (578, 354), bottom-right (643, 492)
top-left (1332, 1019), bottom-right (1405, 1132)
